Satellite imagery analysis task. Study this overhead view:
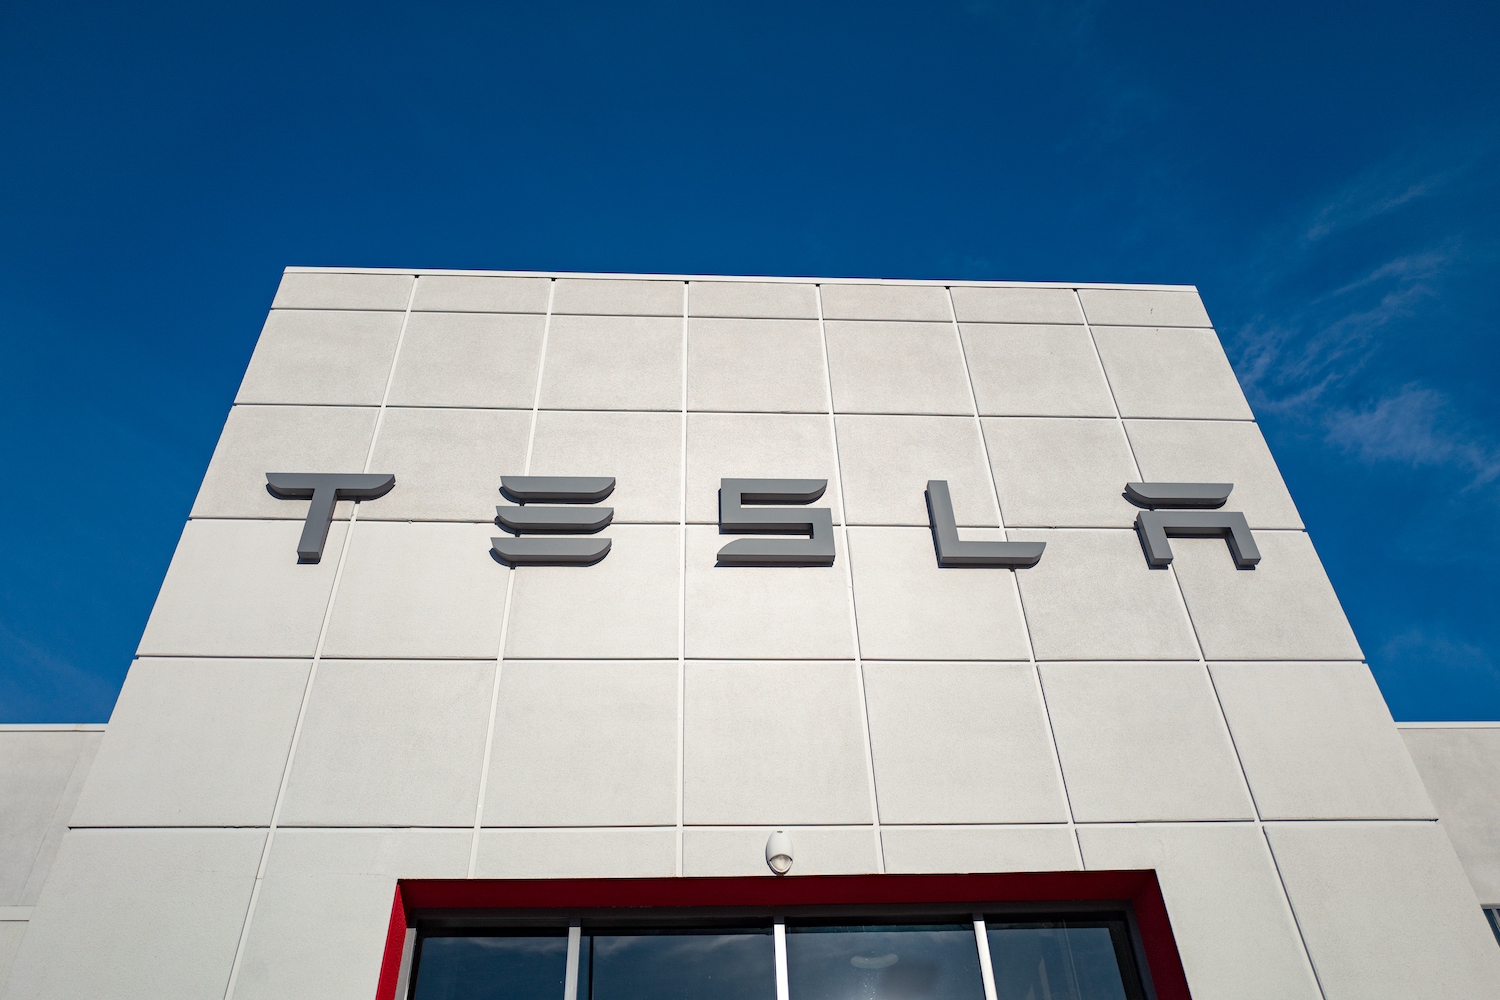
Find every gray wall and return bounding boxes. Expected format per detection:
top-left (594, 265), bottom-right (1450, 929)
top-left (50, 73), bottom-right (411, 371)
top-left (1401, 724), bottom-right (1500, 905)
top-left (0, 727), bottom-right (102, 994)
top-left (8, 270), bottom-right (1500, 1000)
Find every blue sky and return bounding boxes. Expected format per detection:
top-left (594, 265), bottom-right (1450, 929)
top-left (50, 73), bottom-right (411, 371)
top-left (1, 1), bottom-right (1496, 722)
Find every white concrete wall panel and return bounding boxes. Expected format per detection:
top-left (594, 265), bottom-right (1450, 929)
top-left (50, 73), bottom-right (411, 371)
top-left (0, 731), bottom-right (100, 906)
top-left (0, 920), bottom-right (28, 997)
top-left (483, 661), bottom-right (679, 827)
top-left (271, 271), bottom-right (414, 311)
top-left (824, 321), bottom-right (972, 414)
top-left (960, 324), bottom-right (1115, 417)
top-left (835, 414), bottom-right (998, 526)
top-left (409, 274), bottom-right (551, 313)
top-left (683, 828), bottom-right (877, 877)
top-left (474, 828), bottom-right (676, 879)
top-left (191, 404), bottom-right (377, 520)
top-left (846, 529), bottom-right (1031, 661)
top-left (72, 659), bottom-right (309, 827)
top-left (4, 829), bottom-right (264, 1000)
top-left (949, 286), bottom-right (1085, 325)
top-left (551, 277), bottom-right (683, 316)
top-left (881, 827), bottom-right (1079, 874)
top-left (686, 412), bottom-right (841, 523)
top-left (1076, 287), bottom-right (1212, 328)
top-left (1043, 662), bottom-right (1255, 822)
top-left (321, 521), bottom-right (505, 659)
top-left (1266, 822), bottom-right (1500, 999)
top-left (233, 830), bottom-right (469, 1000)
top-left (684, 526), bottom-right (854, 659)
top-left (1400, 725), bottom-right (1500, 902)
top-left (1010, 529), bottom-right (1200, 660)
top-left (1091, 326), bottom-right (1254, 420)
top-left (137, 519), bottom-right (346, 658)
top-left (820, 283), bottom-right (952, 322)
top-left (686, 318), bottom-right (829, 412)
top-left (235, 309), bottom-right (404, 406)
top-left (683, 662), bottom-right (872, 825)
top-left (506, 525), bottom-right (680, 658)
top-left (363, 407), bottom-right (531, 521)
top-left (1125, 418), bottom-right (1303, 529)
top-left (687, 281), bottom-right (819, 320)
top-left (385, 312), bottom-right (545, 407)
top-left (537, 315), bottom-right (683, 410)
top-left (863, 663), bottom-right (1067, 823)
top-left (1173, 529), bottom-right (1363, 661)
top-left (1212, 662), bottom-right (1435, 820)
top-left (530, 410), bottom-right (682, 522)
top-left (1078, 824), bottom-right (1321, 1000)
top-left (279, 659), bottom-right (493, 827)
top-left (983, 417), bottom-right (1141, 526)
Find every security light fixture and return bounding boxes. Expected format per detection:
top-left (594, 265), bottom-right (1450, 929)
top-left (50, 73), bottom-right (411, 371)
top-left (765, 830), bottom-right (793, 875)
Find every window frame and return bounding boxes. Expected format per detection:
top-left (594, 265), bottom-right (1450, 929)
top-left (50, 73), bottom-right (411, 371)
top-left (376, 872), bottom-right (1189, 1000)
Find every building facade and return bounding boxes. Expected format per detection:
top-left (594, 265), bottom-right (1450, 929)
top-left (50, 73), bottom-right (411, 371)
top-left (4, 269), bottom-right (1499, 1000)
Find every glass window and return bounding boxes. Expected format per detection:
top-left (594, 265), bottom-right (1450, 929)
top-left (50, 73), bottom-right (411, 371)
top-left (1484, 907), bottom-right (1500, 947)
top-left (785, 924), bottom-right (986, 1000)
top-left (412, 933), bottom-right (569, 1000)
top-left (409, 913), bottom-right (1146, 1000)
top-left (585, 928), bottom-right (776, 1000)
top-left (985, 920), bottom-right (1142, 1000)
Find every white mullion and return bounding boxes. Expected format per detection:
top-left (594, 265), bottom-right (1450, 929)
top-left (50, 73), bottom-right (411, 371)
top-left (773, 920), bottom-right (790, 1000)
top-left (392, 927), bottom-right (418, 1000)
top-left (564, 925), bottom-right (583, 1000)
top-left (973, 917), bottom-right (998, 1000)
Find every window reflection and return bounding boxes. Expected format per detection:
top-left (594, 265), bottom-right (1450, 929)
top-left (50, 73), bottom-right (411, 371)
top-left (986, 922), bottom-right (1137, 1000)
top-left (412, 934), bottom-right (569, 1000)
top-left (785, 925), bottom-right (986, 1000)
top-left (586, 929), bottom-right (776, 1000)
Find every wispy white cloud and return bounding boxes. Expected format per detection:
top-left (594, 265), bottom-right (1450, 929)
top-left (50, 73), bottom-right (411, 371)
top-left (1304, 174), bottom-right (1440, 244)
top-left (0, 621), bottom-right (116, 723)
top-left (1233, 246), bottom-right (1446, 415)
top-left (1381, 626), bottom-right (1496, 678)
top-left (1223, 135), bottom-right (1500, 492)
top-left (1325, 385), bottom-right (1500, 485)
top-left (1297, 136), bottom-right (1496, 246)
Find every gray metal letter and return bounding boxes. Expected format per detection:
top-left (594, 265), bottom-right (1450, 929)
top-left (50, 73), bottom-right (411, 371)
top-left (501, 477), bottom-right (615, 503)
top-left (1125, 482), bottom-right (1260, 568)
top-left (925, 481), bottom-right (1045, 568)
top-left (266, 472), bottom-right (396, 563)
top-left (1124, 482), bottom-right (1232, 508)
top-left (1137, 510), bottom-right (1261, 568)
top-left (717, 478), bottom-right (836, 567)
top-left (492, 476), bottom-right (615, 566)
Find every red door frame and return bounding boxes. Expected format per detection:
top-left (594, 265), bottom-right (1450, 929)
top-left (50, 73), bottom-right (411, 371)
top-left (377, 871), bottom-right (1191, 1000)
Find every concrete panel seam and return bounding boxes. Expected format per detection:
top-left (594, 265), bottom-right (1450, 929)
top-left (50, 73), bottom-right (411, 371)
top-left (469, 278), bottom-right (556, 877)
top-left (218, 275), bottom-right (419, 1000)
top-left (816, 283), bottom-right (885, 872)
top-left (1260, 827), bottom-right (1333, 998)
top-left (944, 287), bottom-right (1010, 532)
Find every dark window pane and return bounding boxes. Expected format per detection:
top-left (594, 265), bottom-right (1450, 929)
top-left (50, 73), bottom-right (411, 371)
top-left (986, 925), bottom-right (1131, 1000)
top-left (413, 934), bottom-right (569, 1000)
top-left (586, 929), bottom-right (775, 1000)
top-left (785, 924), bottom-right (985, 1000)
